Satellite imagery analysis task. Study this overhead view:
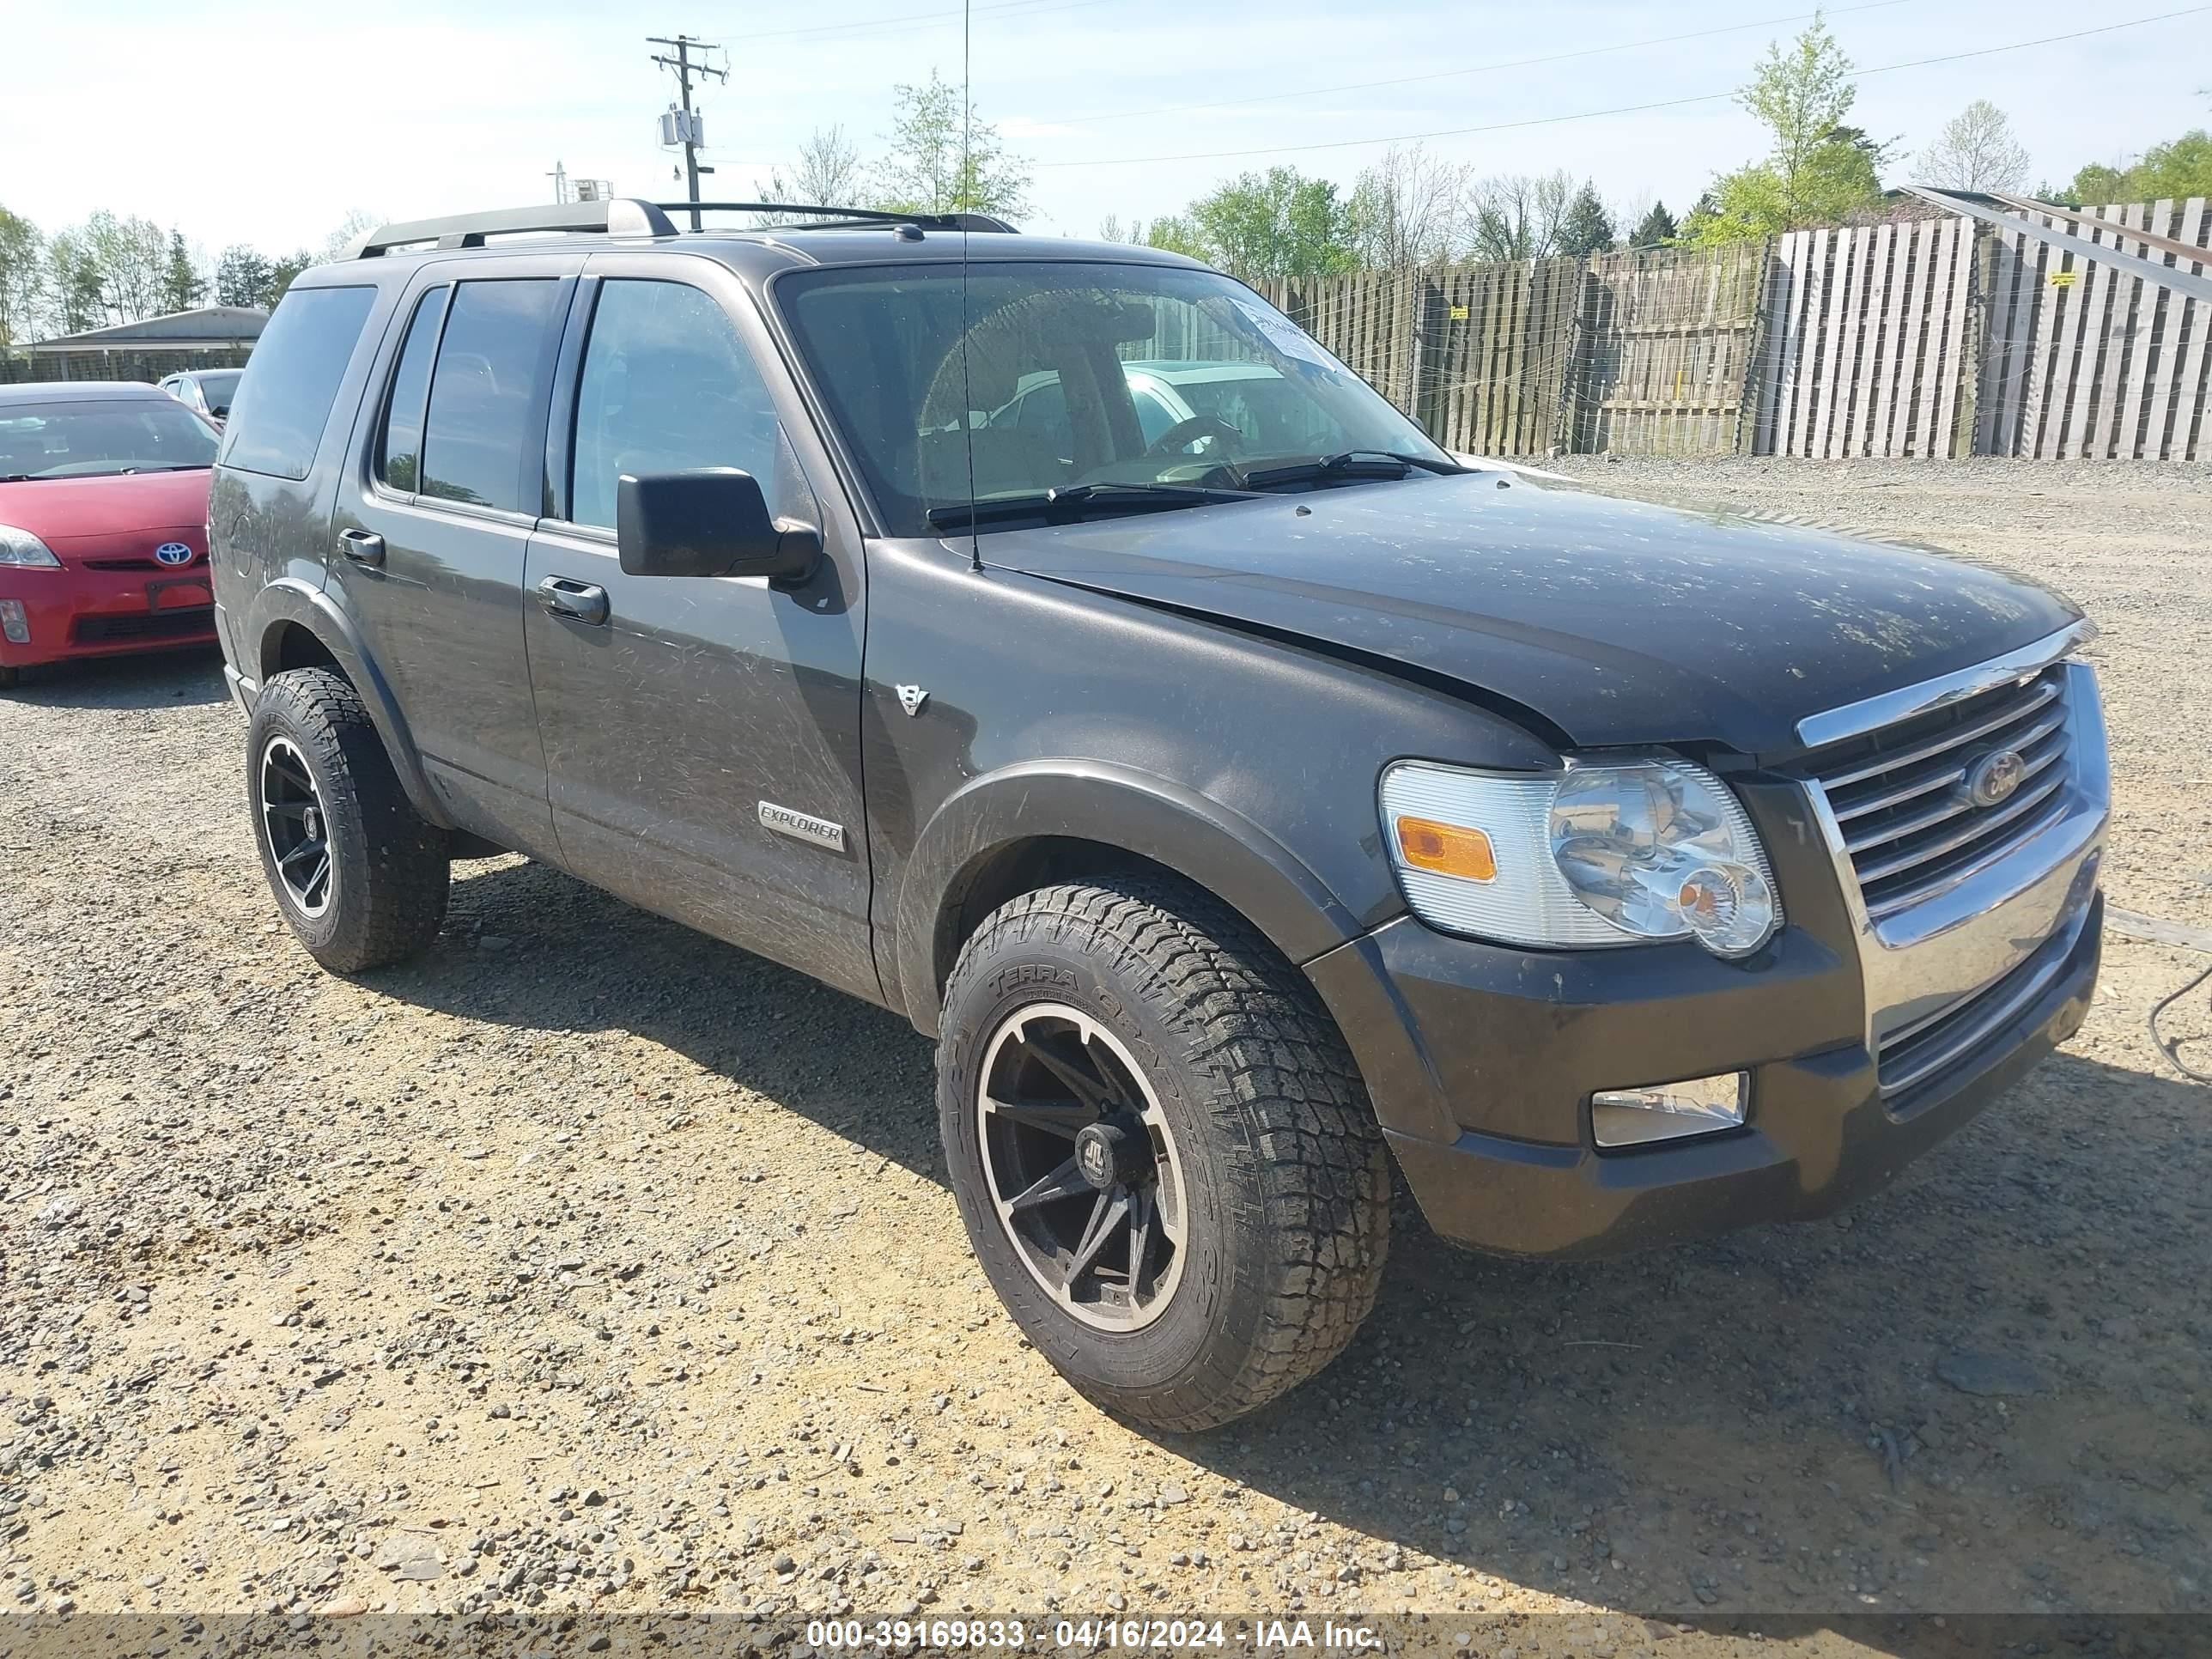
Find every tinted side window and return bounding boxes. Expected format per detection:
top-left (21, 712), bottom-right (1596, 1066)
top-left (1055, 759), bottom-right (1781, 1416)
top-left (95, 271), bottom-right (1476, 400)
top-left (377, 287), bottom-right (449, 494)
top-left (568, 280), bottom-right (784, 532)
top-left (220, 285), bottom-right (377, 479)
top-left (419, 279), bottom-right (562, 513)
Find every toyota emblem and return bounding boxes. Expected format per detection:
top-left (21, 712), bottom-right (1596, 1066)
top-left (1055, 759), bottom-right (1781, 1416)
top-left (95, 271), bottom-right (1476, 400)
top-left (153, 542), bottom-right (194, 566)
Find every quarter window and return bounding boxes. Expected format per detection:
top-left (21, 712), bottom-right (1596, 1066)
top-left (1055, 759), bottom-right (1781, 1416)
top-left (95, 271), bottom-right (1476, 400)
top-left (568, 279), bottom-right (785, 532)
top-left (419, 279), bottom-right (562, 514)
top-left (377, 287), bottom-right (448, 495)
top-left (219, 284), bottom-right (376, 480)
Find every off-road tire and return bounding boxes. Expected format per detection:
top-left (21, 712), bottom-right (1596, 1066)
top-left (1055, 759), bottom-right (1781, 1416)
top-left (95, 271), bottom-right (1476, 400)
top-left (246, 667), bottom-right (448, 972)
top-left (938, 872), bottom-right (1390, 1431)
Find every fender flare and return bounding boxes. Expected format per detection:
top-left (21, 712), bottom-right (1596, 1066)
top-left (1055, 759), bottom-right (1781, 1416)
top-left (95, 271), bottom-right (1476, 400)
top-left (246, 579), bottom-right (453, 830)
top-left (894, 758), bottom-right (1364, 1036)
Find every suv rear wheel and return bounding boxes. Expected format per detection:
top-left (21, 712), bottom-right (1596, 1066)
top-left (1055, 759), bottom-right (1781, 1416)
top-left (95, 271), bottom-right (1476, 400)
top-left (246, 667), bottom-right (449, 972)
top-left (938, 873), bottom-right (1390, 1431)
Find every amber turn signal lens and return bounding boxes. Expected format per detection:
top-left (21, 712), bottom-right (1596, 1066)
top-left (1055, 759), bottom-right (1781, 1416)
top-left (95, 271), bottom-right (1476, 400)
top-left (1395, 816), bottom-right (1498, 882)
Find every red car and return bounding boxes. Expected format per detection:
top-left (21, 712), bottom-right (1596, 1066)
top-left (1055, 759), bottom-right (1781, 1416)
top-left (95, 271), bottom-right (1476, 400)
top-left (0, 382), bottom-right (220, 690)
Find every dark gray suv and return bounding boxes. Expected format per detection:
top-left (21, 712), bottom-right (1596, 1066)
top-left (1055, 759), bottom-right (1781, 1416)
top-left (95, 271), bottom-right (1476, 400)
top-left (210, 199), bottom-right (2108, 1431)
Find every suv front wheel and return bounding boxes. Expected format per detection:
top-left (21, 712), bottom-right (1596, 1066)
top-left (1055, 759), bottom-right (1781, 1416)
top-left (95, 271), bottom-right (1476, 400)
top-left (246, 667), bottom-right (449, 972)
top-left (938, 873), bottom-right (1390, 1431)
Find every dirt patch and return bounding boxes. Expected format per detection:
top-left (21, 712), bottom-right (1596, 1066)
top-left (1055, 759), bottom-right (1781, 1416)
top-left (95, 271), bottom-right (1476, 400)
top-left (1, 459), bottom-right (2206, 1635)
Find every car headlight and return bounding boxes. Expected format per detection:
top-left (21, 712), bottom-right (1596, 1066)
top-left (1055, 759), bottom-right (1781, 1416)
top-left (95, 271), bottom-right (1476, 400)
top-left (0, 525), bottom-right (61, 568)
top-left (1380, 757), bottom-right (1779, 957)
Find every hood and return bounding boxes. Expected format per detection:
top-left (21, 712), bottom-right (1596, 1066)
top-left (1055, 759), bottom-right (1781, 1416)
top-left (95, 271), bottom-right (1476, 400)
top-left (0, 469), bottom-right (212, 550)
top-left (981, 473), bottom-right (2081, 757)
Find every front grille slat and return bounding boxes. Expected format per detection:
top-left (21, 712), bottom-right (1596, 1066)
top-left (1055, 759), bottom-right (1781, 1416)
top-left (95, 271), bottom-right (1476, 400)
top-left (1876, 919), bottom-right (2079, 1095)
top-left (73, 607), bottom-right (215, 644)
top-left (1804, 663), bottom-right (2078, 922)
top-left (1840, 734), bottom-right (2065, 857)
top-left (1816, 678), bottom-right (2059, 792)
top-left (1828, 706), bottom-right (2067, 823)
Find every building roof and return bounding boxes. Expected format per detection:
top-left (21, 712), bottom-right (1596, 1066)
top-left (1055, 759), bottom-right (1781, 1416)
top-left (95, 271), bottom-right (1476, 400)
top-left (28, 306), bottom-right (270, 352)
top-left (0, 381), bottom-right (172, 405)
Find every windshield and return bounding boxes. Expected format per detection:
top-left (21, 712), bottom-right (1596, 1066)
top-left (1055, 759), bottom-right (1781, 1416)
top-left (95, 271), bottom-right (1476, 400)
top-left (0, 400), bottom-right (219, 480)
top-left (777, 261), bottom-right (1451, 536)
top-left (196, 370), bottom-right (244, 411)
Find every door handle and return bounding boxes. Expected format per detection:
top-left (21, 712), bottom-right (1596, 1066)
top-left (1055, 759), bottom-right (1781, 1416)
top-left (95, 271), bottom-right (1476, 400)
top-left (337, 528), bottom-right (386, 568)
top-left (536, 575), bottom-right (610, 626)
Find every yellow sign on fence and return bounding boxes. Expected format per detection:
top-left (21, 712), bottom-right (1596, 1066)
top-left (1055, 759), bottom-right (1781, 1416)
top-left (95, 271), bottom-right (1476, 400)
top-left (2049, 269), bottom-right (2079, 288)
top-left (1448, 304), bottom-right (1469, 319)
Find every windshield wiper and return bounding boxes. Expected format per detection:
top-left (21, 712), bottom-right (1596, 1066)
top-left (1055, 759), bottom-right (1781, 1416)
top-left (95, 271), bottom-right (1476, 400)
top-left (1234, 449), bottom-right (1463, 489)
top-left (925, 480), bottom-right (1258, 531)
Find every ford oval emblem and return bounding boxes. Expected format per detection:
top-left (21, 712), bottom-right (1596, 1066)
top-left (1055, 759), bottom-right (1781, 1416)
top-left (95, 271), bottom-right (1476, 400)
top-left (154, 542), bottom-right (194, 566)
top-left (1963, 749), bottom-right (2026, 809)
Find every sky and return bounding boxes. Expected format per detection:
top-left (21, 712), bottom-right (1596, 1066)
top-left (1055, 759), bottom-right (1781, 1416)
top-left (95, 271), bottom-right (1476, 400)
top-left (3, 0), bottom-right (2208, 259)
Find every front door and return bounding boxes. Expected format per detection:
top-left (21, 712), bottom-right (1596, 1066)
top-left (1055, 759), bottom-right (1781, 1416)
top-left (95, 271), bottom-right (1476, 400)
top-left (521, 258), bottom-right (876, 1000)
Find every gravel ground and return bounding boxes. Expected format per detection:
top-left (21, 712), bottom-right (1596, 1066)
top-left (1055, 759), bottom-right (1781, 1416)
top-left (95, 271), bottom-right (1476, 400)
top-left (0, 459), bottom-right (2208, 1647)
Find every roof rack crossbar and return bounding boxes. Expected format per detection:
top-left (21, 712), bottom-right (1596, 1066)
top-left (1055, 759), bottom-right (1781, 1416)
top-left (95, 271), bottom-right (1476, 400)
top-left (350, 199), bottom-right (679, 258)
top-left (657, 202), bottom-right (1016, 233)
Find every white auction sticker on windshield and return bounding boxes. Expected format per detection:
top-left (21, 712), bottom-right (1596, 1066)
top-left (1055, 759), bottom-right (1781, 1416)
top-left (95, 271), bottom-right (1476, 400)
top-left (1231, 298), bottom-right (1346, 374)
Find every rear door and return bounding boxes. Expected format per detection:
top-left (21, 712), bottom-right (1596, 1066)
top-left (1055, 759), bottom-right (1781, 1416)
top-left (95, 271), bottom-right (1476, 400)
top-left (329, 253), bottom-right (578, 859)
top-left (521, 254), bottom-right (876, 1000)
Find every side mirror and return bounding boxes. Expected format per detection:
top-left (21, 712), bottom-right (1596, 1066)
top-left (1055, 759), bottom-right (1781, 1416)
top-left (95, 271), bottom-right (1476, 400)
top-left (615, 468), bottom-right (820, 585)
top-left (208, 404), bottom-right (230, 420)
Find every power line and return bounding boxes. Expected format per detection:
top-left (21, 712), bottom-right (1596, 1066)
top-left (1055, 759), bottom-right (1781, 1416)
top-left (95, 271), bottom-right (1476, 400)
top-left (1050, 0), bottom-right (1912, 129)
top-left (743, 0), bottom-right (1108, 43)
top-left (1036, 5), bottom-right (2212, 169)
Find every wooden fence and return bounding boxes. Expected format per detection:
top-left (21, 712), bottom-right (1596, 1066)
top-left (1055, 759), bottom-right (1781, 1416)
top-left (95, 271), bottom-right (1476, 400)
top-left (1972, 197), bottom-right (2209, 460)
top-left (1258, 248), bottom-right (1765, 459)
top-left (1254, 197), bottom-right (2207, 461)
top-left (0, 346), bottom-right (252, 386)
top-left (1757, 200), bottom-right (2209, 460)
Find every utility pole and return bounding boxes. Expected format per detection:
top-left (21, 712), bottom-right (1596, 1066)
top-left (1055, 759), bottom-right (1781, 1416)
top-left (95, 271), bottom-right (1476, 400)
top-left (648, 34), bottom-right (726, 231)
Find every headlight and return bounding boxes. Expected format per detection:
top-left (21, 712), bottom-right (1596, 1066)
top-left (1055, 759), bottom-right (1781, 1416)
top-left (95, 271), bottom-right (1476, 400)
top-left (1380, 757), bottom-right (1779, 957)
top-left (0, 525), bottom-right (61, 568)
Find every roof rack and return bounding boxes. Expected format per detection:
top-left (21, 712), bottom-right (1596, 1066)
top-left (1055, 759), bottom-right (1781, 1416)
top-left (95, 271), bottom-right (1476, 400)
top-left (349, 198), bottom-right (1016, 258)
top-left (659, 202), bottom-right (1017, 233)
top-left (350, 199), bottom-right (678, 257)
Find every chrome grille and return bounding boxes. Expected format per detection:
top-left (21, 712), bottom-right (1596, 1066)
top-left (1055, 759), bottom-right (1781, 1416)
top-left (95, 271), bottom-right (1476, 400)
top-left (1875, 912), bottom-right (2081, 1095)
top-left (1805, 665), bottom-right (2075, 922)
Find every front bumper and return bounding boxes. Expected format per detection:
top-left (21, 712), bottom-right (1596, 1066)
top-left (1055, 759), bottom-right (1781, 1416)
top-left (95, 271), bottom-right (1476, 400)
top-left (1323, 894), bottom-right (2098, 1259)
top-left (0, 565), bottom-right (216, 669)
top-left (1308, 655), bottom-right (2109, 1260)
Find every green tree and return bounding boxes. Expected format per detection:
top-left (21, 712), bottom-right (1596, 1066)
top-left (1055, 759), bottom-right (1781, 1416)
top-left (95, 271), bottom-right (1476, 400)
top-left (757, 126), bottom-right (866, 205)
top-left (2066, 130), bottom-right (2212, 205)
top-left (268, 251), bottom-right (315, 307)
top-left (873, 71), bottom-right (1031, 219)
top-left (216, 246), bottom-right (275, 308)
top-left (1140, 215), bottom-right (1213, 263)
top-left (1170, 167), bottom-right (1359, 281)
top-left (47, 232), bottom-right (106, 332)
top-left (1556, 183), bottom-right (1615, 257)
top-left (1629, 200), bottom-right (1678, 246)
top-left (1683, 14), bottom-right (1883, 244)
top-left (0, 204), bottom-right (46, 347)
top-left (159, 231), bottom-right (206, 313)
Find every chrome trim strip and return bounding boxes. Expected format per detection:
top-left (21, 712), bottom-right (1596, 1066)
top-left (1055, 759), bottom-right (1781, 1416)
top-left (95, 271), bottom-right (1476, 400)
top-left (1832, 711), bottom-right (2064, 823)
top-left (1851, 764), bottom-right (2067, 883)
top-left (1819, 680), bottom-right (2061, 793)
top-left (1794, 619), bottom-right (2096, 751)
top-left (1877, 914), bottom-right (2084, 1095)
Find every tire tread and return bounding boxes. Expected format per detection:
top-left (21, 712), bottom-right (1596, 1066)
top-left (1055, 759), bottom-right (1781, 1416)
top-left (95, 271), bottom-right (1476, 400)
top-left (943, 871), bottom-right (1389, 1431)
